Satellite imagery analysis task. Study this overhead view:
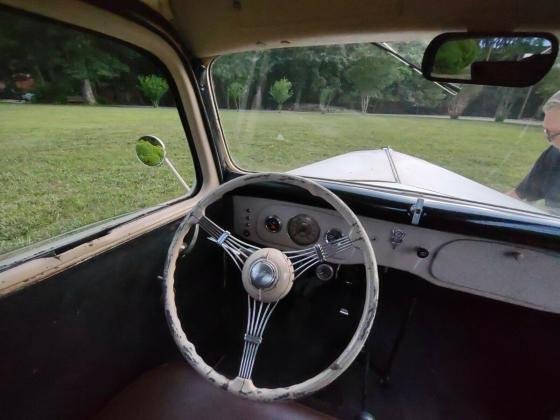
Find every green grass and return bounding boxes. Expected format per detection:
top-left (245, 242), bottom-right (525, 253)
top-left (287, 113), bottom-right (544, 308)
top-left (0, 103), bottom-right (194, 255)
top-left (220, 110), bottom-right (546, 193)
top-left (0, 104), bottom-right (548, 256)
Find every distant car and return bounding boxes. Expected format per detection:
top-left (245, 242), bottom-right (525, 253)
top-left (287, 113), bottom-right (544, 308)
top-left (21, 92), bottom-right (34, 102)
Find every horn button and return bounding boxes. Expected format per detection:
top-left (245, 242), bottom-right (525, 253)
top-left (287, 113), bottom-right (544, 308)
top-left (242, 249), bottom-right (294, 303)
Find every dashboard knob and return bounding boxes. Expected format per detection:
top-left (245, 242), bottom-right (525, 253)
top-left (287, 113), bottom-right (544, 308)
top-left (416, 247), bottom-right (430, 258)
top-left (315, 263), bottom-right (334, 281)
top-left (264, 215), bottom-right (282, 233)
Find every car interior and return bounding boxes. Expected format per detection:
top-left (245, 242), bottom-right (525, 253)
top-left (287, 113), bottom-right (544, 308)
top-left (1, 1), bottom-right (560, 419)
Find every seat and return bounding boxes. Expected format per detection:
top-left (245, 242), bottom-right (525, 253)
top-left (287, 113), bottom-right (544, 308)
top-left (96, 362), bottom-right (334, 420)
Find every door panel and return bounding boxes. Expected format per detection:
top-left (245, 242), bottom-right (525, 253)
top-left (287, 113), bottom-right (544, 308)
top-left (0, 221), bottom-right (180, 420)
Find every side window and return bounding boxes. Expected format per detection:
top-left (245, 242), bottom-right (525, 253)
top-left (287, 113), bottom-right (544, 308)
top-left (0, 9), bottom-right (196, 258)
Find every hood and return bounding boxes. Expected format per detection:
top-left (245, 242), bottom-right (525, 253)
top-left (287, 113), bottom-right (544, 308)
top-left (289, 148), bottom-right (540, 213)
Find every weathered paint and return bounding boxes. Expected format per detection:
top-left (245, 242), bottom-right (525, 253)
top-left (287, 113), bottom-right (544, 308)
top-left (163, 172), bottom-right (379, 401)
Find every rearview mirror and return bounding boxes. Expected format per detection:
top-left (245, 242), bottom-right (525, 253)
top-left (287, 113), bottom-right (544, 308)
top-left (422, 33), bottom-right (558, 87)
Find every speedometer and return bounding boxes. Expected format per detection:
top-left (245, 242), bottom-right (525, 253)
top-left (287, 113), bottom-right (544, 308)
top-left (287, 214), bottom-right (320, 246)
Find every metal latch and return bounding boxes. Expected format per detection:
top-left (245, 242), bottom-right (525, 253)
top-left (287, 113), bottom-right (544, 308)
top-left (410, 198), bottom-right (424, 225)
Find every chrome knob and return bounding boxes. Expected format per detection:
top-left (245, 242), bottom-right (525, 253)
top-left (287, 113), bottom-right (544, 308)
top-left (249, 260), bottom-right (277, 289)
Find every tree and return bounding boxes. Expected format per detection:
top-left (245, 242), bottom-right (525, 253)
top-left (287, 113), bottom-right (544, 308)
top-left (227, 81), bottom-right (246, 110)
top-left (251, 52), bottom-right (273, 109)
top-left (62, 35), bottom-right (129, 104)
top-left (284, 47), bottom-right (322, 109)
top-left (447, 84), bottom-right (482, 119)
top-left (212, 52), bottom-right (256, 108)
top-left (319, 85), bottom-right (339, 113)
top-left (269, 78), bottom-right (293, 110)
top-left (535, 66), bottom-right (560, 103)
top-left (137, 75), bottom-right (169, 107)
top-left (345, 45), bottom-right (403, 113)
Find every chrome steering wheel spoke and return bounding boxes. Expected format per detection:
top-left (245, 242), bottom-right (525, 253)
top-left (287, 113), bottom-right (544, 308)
top-left (197, 215), bottom-right (260, 270)
top-left (285, 234), bottom-right (357, 279)
top-left (238, 295), bottom-right (278, 380)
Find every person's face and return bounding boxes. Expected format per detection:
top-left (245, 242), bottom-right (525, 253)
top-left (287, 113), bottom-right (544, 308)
top-left (544, 108), bottom-right (560, 149)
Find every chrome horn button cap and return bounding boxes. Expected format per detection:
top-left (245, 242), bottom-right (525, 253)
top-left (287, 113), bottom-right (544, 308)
top-left (242, 248), bottom-right (294, 303)
top-left (249, 260), bottom-right (278, 289)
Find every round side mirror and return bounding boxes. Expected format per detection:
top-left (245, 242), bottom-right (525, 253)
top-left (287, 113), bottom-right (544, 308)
top-left (136, 135), bottom-right (166, 167)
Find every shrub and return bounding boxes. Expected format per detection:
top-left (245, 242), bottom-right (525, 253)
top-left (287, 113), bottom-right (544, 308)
top-left (33, 82), bottom-right (73, 104)
top-left (227, 81), bottom-right (246, 110)
top-left (269, 78), bottom-right (293, 110)
top-left (137, 75), bottom-right (169, 108)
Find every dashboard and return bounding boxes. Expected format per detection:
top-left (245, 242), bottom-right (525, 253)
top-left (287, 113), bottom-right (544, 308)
top-left (232, 193), bottom-right (560, 314)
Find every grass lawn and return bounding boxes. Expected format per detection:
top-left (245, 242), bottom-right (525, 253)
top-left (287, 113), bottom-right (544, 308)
top-left (1, 104), bottom-right (548, 256)
top-left (0, 103), bottom-right (194, 255)
top-left (220, 110), bottom-right (546, 192)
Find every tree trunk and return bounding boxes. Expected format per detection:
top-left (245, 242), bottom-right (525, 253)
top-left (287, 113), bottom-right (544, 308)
top-left (494, 88), bottom-right (515, 122)
top-left (294, 84), bottom-right (303, 110)
top-left (251, 53), bottom-right (270, 110)
top-left (361, 95), bottom-right (370, 113)
top-left (81, 79), bottom-right (96, 105)
top-left (252, 83), bottom-right (264, 110)
top-left (448, 85), bottom-right (482, 119)
top-left (33, 65), bottom-right (45, 85)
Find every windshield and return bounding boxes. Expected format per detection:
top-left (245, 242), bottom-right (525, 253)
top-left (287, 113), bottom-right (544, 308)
top-left (211, 41), bottom-right (560, 216)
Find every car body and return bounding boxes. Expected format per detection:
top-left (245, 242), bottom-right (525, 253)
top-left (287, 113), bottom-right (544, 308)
top-left (1, 1), bottom-right (560, 419)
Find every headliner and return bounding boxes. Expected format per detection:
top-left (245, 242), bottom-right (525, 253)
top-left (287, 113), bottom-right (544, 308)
top-left (142, 0), bottom-right (560, 58)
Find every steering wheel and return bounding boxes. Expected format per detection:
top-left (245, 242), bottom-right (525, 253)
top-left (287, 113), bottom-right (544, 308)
top-left (163, 173), bottom-right (379, 401)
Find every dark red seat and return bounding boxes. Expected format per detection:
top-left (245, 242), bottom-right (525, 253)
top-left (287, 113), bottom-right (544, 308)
top-left (96, 362), bottom-right (334, 420)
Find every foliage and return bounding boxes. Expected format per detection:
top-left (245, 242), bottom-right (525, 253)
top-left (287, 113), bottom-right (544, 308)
top-left (227, 81), bottom-right (247, 110)
top-left (345, 45), bottom-right (403, 112)
top-left (319, 86), bottom-right (337, 112)
top-left (432, 39), bottom-right (478, 75)
top-left (33, 81), bottom-right (73, 104)
top-left (0, 8), bottom-right (166, 106)
top-left (138, 75), bottom-right (169, 107)
top-left (394, 66), bottom-right (448, 110)
top-left (61, 35), bottom-right (129, 83)
top-left (535, 67), bottom-right (560, 103)
top-left (269, 78), bottom-right (293, 110)
top-left (1, 7), bottom-right (557, 119)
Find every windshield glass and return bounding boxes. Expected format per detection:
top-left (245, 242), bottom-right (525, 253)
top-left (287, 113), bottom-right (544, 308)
top-left (211, 41), bottom-right (560, 216)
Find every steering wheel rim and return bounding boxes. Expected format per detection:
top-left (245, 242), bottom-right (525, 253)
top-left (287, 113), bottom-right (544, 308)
top-left (163, 173), bottom-right (379, 401)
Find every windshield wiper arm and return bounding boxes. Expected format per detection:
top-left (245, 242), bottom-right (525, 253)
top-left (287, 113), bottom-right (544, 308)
top-left (372, 42), bottom-right (460, 96)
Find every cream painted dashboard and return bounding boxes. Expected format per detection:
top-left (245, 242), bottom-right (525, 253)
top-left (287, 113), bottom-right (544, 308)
top-left (233, 196), bottom-right (560, 314)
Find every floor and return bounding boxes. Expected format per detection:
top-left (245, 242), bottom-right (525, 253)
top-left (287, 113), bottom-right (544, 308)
top-left (302, 270), bottom-right (560, 420)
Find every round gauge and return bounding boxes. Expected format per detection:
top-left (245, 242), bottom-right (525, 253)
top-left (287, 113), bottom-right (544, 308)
top-left (287, 214), bottom-right (320, 246)
top-left (264, 215), bottom-right (282, 233)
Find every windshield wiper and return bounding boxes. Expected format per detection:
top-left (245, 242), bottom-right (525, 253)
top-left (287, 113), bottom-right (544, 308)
top-left (372, 42), bottom-right (460, 96)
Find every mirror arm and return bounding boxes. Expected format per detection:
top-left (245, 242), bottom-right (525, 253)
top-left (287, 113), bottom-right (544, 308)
top-left (373, 42), bottom-right (460, 96)
top-left (164, 157), bottom-right (190, 193)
